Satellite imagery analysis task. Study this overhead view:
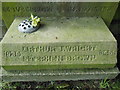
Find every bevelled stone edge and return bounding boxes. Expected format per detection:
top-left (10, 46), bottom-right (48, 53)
top-left (2, 64), bottom-right (117, 70)
top-left (1, 67), bottom-right (119, 82)
top-left (0, 39), bottom-right (2, 83)
top-left (0, 70), bottom-right (1, 82)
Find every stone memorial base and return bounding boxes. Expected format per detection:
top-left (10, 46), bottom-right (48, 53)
top-left (0, 17), bottom-right (119, 81)
top-left (0, 67), bottom-right (119, 82)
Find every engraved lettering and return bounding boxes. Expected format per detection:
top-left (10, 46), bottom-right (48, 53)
top-left (99, 50), bottom-right (116, 55)
top-left (22, 45), bottom-right (96, 53)
top-left (3, 44), bottom-right (115, 64)
top-left (60, 45), bottom-right (96, 52)
top-left (4, 51), bottom-right (21, 57)
top-left (22, 46), bottom-right (56, 52)
top-left (3, 6), bottom-right (113, 14)
top-left (21, 55), bottom-right (96, 62)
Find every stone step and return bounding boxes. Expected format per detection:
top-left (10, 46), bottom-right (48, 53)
top-left (0, 17), bottom-right (117, 70)
top-left (0, 67), bottom-right (119, 82)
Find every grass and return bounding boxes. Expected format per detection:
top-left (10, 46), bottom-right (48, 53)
top-left (0, 74), bottom-right (120, 89)
top-left (99, 78), bottom-right (110, 88)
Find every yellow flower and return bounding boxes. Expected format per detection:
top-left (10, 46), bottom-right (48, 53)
top-left (31, 14), bottom-right (40, 27)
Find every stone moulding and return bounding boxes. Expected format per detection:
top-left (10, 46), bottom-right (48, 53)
top-left (0, 67), bottom-right (119, 82)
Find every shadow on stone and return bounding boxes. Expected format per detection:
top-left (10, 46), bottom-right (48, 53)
top-left (109, 20), bottom-right (120, 70)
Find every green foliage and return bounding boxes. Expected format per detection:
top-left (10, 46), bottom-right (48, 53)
top-left (1, 78), bottom-right (120, 89)
top-left (0, 82), bottom-right (17, 90)
top-left (46, 81), bottom-right (69, 89)
top-left (110, 80), bottom-right (120, 89)
top-left (55, 83), bottom-right (69, 89)
top-left (36, 85), bottom-right (44, 88)
top-left (99, 78), bottom-right (110, 88)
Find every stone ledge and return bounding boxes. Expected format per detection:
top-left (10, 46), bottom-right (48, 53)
top-left (1, 67), bottom-right (119, 82)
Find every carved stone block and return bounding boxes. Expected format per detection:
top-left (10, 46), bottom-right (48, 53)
top-left (0, 17), bottom-right (117, 70)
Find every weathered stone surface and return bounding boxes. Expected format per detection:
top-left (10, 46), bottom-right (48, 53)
top-left (2, 2), bottom-right (118, 28)
top-left (1, 67), bottom-right (119, 82)
top-left (1, 17), bottom-right (117, 70)
top-left (0, 71), bottom-right (1, 81)
top-left (114, 2), bottom-right (120, 20)
top-left (0, 38), bottom-right (2, 83)
top-left (0, 1), bottom-right (2, 39)
top-left (0, 27), bottom-right (2, 39)
top-left (0, 19), bottom-right (7, 39)
top-left (0, 19), bottom-right (2, 39)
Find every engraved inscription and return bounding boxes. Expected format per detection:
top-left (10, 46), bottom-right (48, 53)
top-left (60, 45), bottom-right (96, 52)
top-left (22, 55), bottom-right (96, 62)
top-left (66, 7), bottom-right (112, 13)
top-left (99, 50), bottom-right (116, 55)
top-left (3, 44), bottom-right (116, 63)
top-left (4, 51), bottom-right (21, 57)
top-left (2, 6), bottom-right (113, 14)
top-left (2, 6), bottom-right (53, 12)
top-left (22, 46), bottom-right (56, 52)
top-left (22, 45), bottom-right (97, 53)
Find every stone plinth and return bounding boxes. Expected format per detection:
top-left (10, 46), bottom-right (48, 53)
top-left (1, 67), bottom-right (119, 82)
top-left (1, 17), bottom-right (117, 70)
